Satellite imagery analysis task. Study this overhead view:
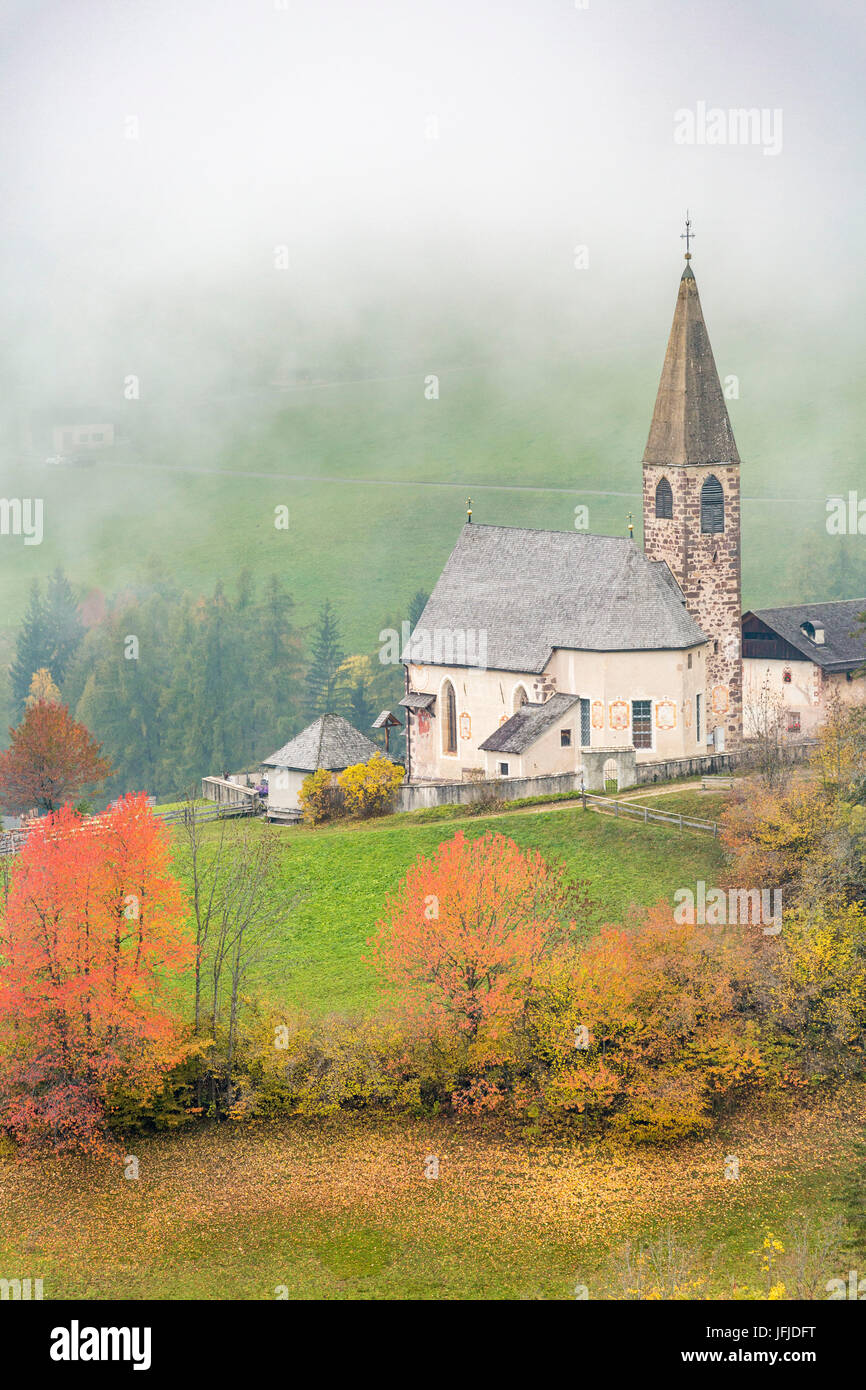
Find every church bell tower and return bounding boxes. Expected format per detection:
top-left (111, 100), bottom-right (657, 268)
top-left (641, 226), bottom-right (743, 749)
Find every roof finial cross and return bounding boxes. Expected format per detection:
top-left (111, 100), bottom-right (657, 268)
top-left (681, 210), bottom-right (695, 260)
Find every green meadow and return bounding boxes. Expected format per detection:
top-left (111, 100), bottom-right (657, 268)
top-left (169, 804), bottom-right (727, 1016)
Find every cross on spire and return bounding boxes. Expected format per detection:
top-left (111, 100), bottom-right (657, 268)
top-left (681, 211), bottom-right (695, 260)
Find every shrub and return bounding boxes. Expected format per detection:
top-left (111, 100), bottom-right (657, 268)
top-left (298, 768), bottom-right (345, 824)
top-left (337, 753), bottom-right (404, 819)
top-left (243, 1006), bottom-right (423, 1118)
top-left (463, 769), bottom-right (505, 816)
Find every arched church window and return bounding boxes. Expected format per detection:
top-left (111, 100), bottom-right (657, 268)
top-left (701, 476), bottom-right (725, 534)
top-left (655, 477), bottom-right (673, 519)
top-left (513, 685), bottom-right (529, 714)
top-left (442, 681), bottom-right (457, 754)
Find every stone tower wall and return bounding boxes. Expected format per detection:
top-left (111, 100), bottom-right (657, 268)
top-left (643, 461), bottom-right (742, 747)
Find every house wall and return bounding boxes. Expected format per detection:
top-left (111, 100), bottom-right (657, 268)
top-left (263, 767), bottom-right (307, 811)
top-left (405, 640), bottom-right (709, 783)
top-left (52, 423), bottom-right (114, 453)
top-left (743, 657), bottom-right (866, 737)
top-left (481, 716), bottom-right (579, 780)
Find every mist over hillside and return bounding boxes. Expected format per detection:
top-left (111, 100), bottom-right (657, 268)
top-left (1, 0), bottom-right (863, 743)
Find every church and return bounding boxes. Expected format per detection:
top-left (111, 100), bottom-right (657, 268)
top-left (400, 249), bottom-right (750, 785)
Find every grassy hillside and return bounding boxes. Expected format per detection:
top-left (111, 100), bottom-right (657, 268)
top-left (170, 804), bottom-right (726, 1016)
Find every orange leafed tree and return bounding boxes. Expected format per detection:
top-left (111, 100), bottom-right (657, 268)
top-left (0, 700), bottom-right (112, 814)
top-left (368, 829), bottom-right (591, 1039)
top-left (526, 902), bottom-right (765, 1139)
top-left (0, 794), bottom-right (194, 1153)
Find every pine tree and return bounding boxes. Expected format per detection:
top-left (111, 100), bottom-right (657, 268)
top-left (42, 568), bottom-right (84, 685)
top-left (9, 582), bottom-right (46, 714)
top-left (305, 601), bottom-right (345, 718)
top-left (408, 589), bottom-right (429, 630)
top-left (346, 662), bottom-right (376, 735)
top-left (8, 569), bottom-right (84, 716)
top-left (250, 575), bottom-right (304, 756)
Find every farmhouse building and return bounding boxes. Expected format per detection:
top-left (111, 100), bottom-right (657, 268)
top-left (262, 713), bottom-right (381, 815)
top-left (402, 251), bottom-right (746, 784)
top-left (742, 601), bottom-right (866, 738)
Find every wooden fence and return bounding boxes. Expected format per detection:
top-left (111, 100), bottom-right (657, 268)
top-left (583, 792), bottom-right (719, 836)
top-left (0, 799), bottom-right (258, 857)
top-left (152, 803), bottom-right (259, 828)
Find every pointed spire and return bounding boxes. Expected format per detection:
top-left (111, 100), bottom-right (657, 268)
top-left (642, 267), bottom-right (740, 467)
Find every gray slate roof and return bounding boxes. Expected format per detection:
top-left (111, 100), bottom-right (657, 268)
top-left (262, 713), bottom-right (382, 771)
top-left (642, 265), bottom-right (741, 469)
top-left (403, 524), bottom-right (707, 674)
top-left (371, 709), bottom-right (401, 728)
top-left (650, 559), bottom-right (686, 601)
top-left (479, 693), bottom-right (581, 754)
top-left (746, 601), bottom-right (866, 673)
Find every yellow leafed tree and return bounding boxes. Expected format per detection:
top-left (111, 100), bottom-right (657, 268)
top-left (25, 668), bottom-right (61, 706)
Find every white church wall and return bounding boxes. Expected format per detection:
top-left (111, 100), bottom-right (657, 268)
top-left (546, 646), bottom-right (707, 763)
top-left (407, 662), bottom-right (534, 782)
top-left (406, 640), bottom-right (709, 782)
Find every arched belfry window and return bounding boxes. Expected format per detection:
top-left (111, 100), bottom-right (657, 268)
top-left (442, 681), bottom-right (457, 754)
top-left (655, 477), bottom-right (673, 519)
top-left (513, 685), bottom-right (529, 714)
top-left (700, 475), bottom-right (725, 534)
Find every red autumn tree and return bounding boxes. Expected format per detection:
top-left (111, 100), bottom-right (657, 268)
top-left (0, 700), bottom-right (112, 814)
top-left (0, 794), bottom-right (194, 1154)
top-left (368, 829), bottom-right (591, 1039)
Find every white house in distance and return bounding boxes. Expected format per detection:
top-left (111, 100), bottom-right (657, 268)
top-left (742, 600), bottom-right (866, 738)
top-left (261, 713), bottom-right (382, 818)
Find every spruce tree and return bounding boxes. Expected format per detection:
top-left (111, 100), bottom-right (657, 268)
top-left (408, 589), bottom-right (429, 630)
top-left (305, 601), bottom-right (345, 718)
top-left (42, 567), bottom-right (85, 684)
top-left (10, 570), bottom-right (84, 715)
top-left (251, 575), bottom-right (304, 755)
top-left (347, 669), bottom-right (375, 735)
top-left (9, 582), bottom-right (46, 714)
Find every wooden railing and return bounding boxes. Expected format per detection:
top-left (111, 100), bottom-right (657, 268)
top-left (583, 792), bottom-right (719, 836)
top-left (0, 799), bottom-right (259, 856)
